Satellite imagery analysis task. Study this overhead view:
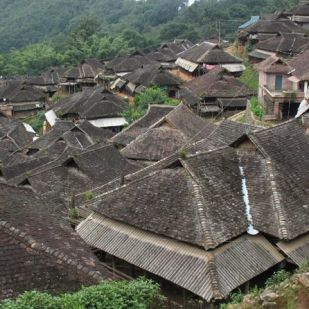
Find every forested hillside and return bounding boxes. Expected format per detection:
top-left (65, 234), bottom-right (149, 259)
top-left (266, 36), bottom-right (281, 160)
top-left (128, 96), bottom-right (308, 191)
top-left (0, 0), bottom-right (298, 75)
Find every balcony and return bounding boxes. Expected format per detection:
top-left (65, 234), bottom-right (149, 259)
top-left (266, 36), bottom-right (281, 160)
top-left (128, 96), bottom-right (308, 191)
top-left (262, 86), bottom-right (305, 103)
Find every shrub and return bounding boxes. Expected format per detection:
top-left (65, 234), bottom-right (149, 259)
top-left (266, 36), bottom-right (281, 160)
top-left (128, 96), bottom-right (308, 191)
top-left (178, 148), bottom-right (187, 160)
top-left (239, 63), bottom-right (258, 91)
top-left (266, 269), bottom-right (290, 287)
top-left (84, 191), bottom-right (94, 201)
top-left (0, 278), bottom-right (162, 309)
top-left (23, 111), bottom-right (45, 135)
top-left (250, 97), bottom-right (265, 120)
top-left (68, 207), bottom-right (79, 219)
top-left (229, 289), bottom-right (244, 304)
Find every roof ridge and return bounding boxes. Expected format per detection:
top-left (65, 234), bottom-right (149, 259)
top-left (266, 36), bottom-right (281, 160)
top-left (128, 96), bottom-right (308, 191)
top-left (0, 220), bottom-right (104, 281)
top-left (264, 160), bottom-right (289, 239)
top-left (181, 160), bottom-right (215, 249)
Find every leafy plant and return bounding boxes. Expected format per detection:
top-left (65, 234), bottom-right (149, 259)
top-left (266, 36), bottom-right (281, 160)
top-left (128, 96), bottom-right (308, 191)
top-left (265, 269), bottom-right (290, 287)
top-left (178, 148), bottom-right (187, 160)
top-left (84, 191), bottom-right (94, 201)
top-left (68, 207), bottom-right (79, 220)
top-left (0, 278), bottom-right (162, 309)
top-left (250, 97), bottom-right (265, 120)
top-left (23, 112), bottom-right (45, 135)
top-left (229, 289), bottom-right (244, 304)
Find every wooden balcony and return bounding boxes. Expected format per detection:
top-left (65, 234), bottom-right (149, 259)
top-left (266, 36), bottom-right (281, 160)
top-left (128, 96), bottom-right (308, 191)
top-left (262, 86), bottom-right (305, 103)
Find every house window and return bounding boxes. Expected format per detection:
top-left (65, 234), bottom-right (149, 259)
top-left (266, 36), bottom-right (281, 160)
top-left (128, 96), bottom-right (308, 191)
top-left (275, 75), bottom-right (283, 91)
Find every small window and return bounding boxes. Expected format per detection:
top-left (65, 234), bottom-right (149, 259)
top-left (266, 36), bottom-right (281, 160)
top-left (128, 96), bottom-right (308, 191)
top-left (275, 75), bottom-right (283, 91)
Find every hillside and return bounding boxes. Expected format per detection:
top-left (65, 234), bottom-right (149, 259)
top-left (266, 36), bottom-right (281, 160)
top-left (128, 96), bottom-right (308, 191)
top-left (0, 0), bottom-right (298, 53)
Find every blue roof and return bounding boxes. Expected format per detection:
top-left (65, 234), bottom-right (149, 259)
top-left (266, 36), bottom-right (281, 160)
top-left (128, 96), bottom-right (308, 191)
top-left (238, 16), bottom-right (260, 29)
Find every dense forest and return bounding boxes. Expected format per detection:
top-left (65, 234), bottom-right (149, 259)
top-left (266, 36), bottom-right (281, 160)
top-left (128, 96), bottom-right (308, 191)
top-left (0, 0), bottom-right (298, 75)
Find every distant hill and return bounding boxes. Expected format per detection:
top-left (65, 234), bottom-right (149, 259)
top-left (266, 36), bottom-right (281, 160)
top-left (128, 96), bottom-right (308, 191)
top-left (0, 0), bottom-right (299, 53)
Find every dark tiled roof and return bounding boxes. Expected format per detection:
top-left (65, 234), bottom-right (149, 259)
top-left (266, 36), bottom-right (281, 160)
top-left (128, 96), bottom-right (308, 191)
top-left (27, 67), bottom-right (66, 86)
top-left (65, 59), bottom-right (104, 79)
top-left (123, 64), bottom-right (181, 88)
top-left (107, 51), bottom-right (157, 74)
top-left (288, 49), bottom-right (309, 80)
top-left (52, 88), bottom-right (128, 119)
top-left (0, 183), bottom-right (116, 300)
top-left (121, 104), bottom-right (215, 161)
top-left (256, 33), bottom-right (309, 55)
top-left (255, 55), bottom-right (291, 74)
top-left (178, 43), bottom-right (242, 64)
top-left (292, 2), bottom-right (309, 15)
top-left (185, 67), bottom-right (251, 98)
top-left (0, 81), bottom-right (46, 103)
top-left (112, 105), bottom-right (175, 146)
top-left (246, 19), bottom-right (305, 34)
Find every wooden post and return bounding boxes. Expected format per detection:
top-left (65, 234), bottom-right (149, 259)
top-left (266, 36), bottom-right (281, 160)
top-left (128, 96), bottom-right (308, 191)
top-left (244, 281), bottom-right (250, 294)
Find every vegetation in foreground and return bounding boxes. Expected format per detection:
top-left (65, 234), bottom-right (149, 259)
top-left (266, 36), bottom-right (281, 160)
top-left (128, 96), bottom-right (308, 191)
top-left (221, 262), bottom-right (309, 309)
top-left (0, 278), bottom-right (162, 309)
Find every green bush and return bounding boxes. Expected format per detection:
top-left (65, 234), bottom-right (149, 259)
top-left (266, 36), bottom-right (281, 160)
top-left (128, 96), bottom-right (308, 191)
top-left (68, 207), bottom-right (79, 220)
top-left (250, 97), bottom-right (265, 120)
top-left (265, 270), bottom-right (290, 287)
top-left (84, 191), bottom-right (94, 201)
top-left (23, 112), bottom-right (45, 135)
top-left (0, 278), bottom-right (162, 309)
top-left (229, 289), bottom-right (244, 304)
top-left (239, 63), bottom-right (258, 92)
top-left (122, 87), bottom-right (180, 124)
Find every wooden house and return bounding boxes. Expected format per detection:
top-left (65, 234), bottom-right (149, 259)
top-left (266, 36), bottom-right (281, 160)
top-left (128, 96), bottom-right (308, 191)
top-left (291, 0), bottom-right (309, 30)
top-left (174, 42), bottom-right (245, 80)
top-left (249, 33), bottom-right (309, 62)
top-left (112, 64), bottom-right (181, 97)
top-left (180, 67), bottom-right (253, 117)
top-left (120, 103), bottom-right (216, 162)
top-left (27, 67), bottom-right (66, 97)
top-left (0, 81), bottom-right (47, 118)
top-left (60, 59), bottom-right (105, 94)
top-left (48, 87), bottom-right (128, 132)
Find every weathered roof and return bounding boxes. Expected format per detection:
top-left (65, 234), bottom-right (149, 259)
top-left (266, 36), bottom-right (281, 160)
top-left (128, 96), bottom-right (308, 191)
top-left (288, 49), bottom-right (309, 81)
top-left (20, 144), bottom-right (141, 210)
top-left (107, 51), bottom-right (157, 74)
top-left (184, 67), bottom-right (251, 98)
top-left (0, 81), bottom-right (46, 103)
top-left (178, 43), bottom-right (242, 64)
top-left (121, 104), bottom-right (215, 161)
top-left (81, 146), bottom-right (249, 250)
top-left (112, 105), bottom-right (175, 146)
top-left (27, 67), bottom-right (66, 86)
top-left (244, 119), bottom-right (309, 240)
top-left (246, 18), bottom-right (305, 34)
top-left (256, 33), bottom-right (309, 56)
top-left (292, 1), bottom-right (309, 16)
top-left (78, 213), bottom-right (283, 301)
top-left (0, 183), bottom-right (116, 300)
top-left (238, 16), bottom-right (260, 29)
top-left (52, 87), bottom-right (128, 120)
top-left (65, 59), bottom-right (104, 80)
top-left (277, 233), bottom-right (309, 266)
top-left (255, 55), bottom-right (292, 74)
top-left (122, 64), bottom-right (181, 88)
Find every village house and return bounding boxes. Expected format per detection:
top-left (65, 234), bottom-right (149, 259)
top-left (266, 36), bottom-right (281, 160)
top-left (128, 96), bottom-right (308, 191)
top-left (112, 105), bottom-right (174, 148)
top-left (174, 42), bottom-right (245, 80)
top-left (256, 50), bottom-right (309, 119)
top-left (180, 67), bottom-right (253, 117)
top-left (0, 116), bottom-right (36, 164)
top-left (0, 80), bottom-right (47, 118)
top-left (26, 67), bottom-right (66, 97)
top-left (105, 50), bottom-right (157, 77)
top-left (60, 59), bottom-right (105, 94)
top-left (120, 103), bottom-right (216, 162)
top-left (76, 117), bottom-right (309, 306)
top-left (248, 33), bottom-right (309, 62)
top-left (0, 183), bottom-right (122, 301)
top-left (290, 0), bottom-right (309, 30)
top-left (112, 64), bottom-right (181, 97)
top-left (148, 39), bottom-right (193, 68)
top-left (47, 87), bottom-right (128, 132)
top-left (238, 16), bottom-right (305, 47)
